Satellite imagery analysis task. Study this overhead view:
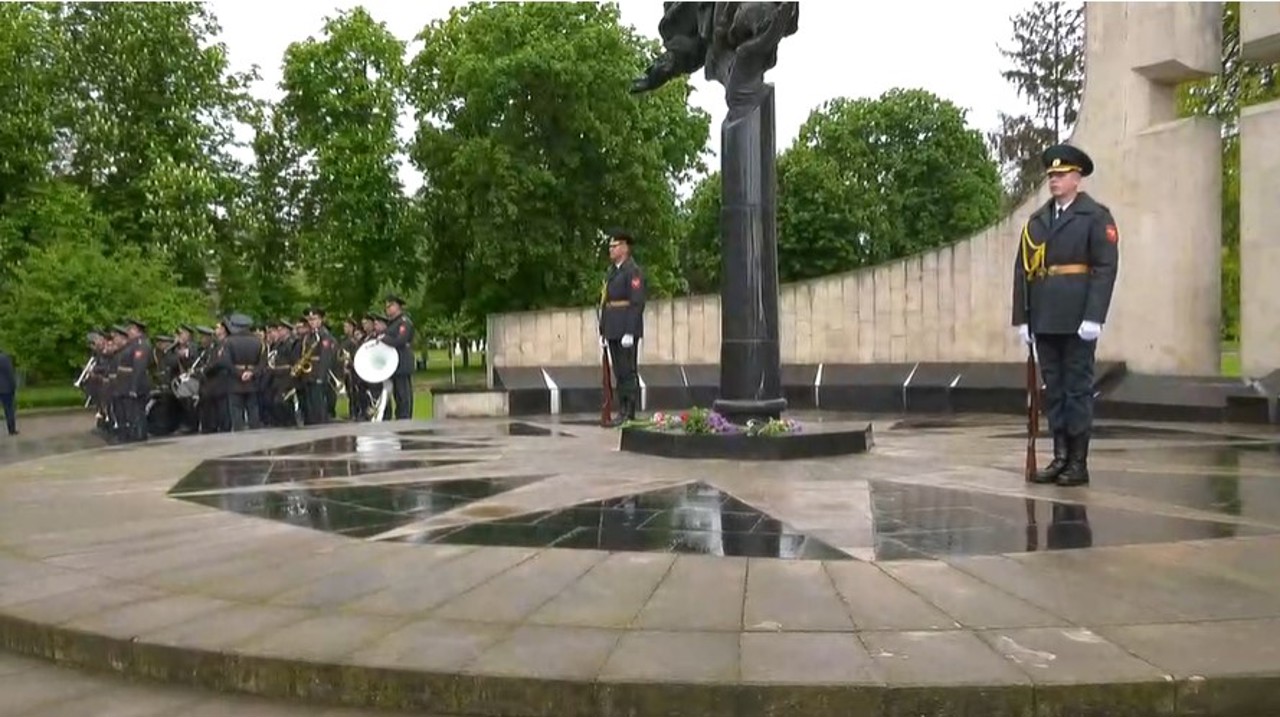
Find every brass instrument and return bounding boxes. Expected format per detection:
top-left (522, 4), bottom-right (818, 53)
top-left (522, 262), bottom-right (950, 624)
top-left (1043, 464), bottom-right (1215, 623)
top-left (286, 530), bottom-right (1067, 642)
top-left (73, 356), bottom-right (96, 388)
top-left (292, 334), bottom-right (318, 378)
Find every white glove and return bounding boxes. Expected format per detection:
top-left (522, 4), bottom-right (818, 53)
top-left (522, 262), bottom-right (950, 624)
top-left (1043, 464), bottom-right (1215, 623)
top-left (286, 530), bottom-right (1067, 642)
top-left (1015, 324), bottom-right (1031, 345)
top-left (621, 334), bottom-right (634, 348)
top-left (1078, 321), bottom-right (1102, 341)
top-left (599, 337), bottom-right (608, 349)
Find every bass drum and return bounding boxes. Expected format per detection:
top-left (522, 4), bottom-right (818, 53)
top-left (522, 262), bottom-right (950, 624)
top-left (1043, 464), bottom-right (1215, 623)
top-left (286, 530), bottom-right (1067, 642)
top-left (173, 375), bottom-right (201, 400)
top-left (146, 392), bottom-right (183, 437)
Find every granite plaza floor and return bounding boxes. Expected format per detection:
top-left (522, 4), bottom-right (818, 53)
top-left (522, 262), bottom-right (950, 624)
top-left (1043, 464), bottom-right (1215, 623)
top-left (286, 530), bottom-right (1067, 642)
top-left (1, 411), bottom-right (1279, 716)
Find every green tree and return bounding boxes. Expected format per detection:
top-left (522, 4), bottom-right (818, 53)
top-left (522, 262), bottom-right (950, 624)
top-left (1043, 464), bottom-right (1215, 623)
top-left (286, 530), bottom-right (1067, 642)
top-left (280, 7), bottom-right (412, 317)
top-left (683, 89), bottom-right (1002, 286)
top-left (1178, 2), bottom-right (1280, 342)
top-left (0, 201), bottom-right (209, 381)
top-left (675, 171), bottom-right (723, 294)
top-left (217, 103), bottom-right (307, 322)
top-left (0, 4), bottom-right (64, 283)
top-left (50, 2), bottom-right (254, 284)
top-left (407, 1), bottom-right (709, 328)
top-left (989, 1), bottom-right (1084, 204)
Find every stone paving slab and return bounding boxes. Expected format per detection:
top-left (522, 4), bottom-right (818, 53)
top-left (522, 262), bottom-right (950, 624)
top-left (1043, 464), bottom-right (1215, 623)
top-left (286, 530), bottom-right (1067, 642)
top-left (0, 416), bottom-right (1278, 716)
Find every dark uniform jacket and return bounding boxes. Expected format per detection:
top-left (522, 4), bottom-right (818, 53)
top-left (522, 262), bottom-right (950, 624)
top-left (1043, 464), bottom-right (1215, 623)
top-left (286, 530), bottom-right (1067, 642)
top-left (202, 339), bottom-right (231, 398)
top-left (381, 315), bottom-right (414, 377)
top-left (296, 329), bottom-right (336, 384)
top-left (599, 257), bottom-right (646, 340)
top-left (119, 337), bottom-right (153, 396)
top-left (221, 331), bottom-right (265, 395)
top-left (1011, 192), bottom-right (1120, 335)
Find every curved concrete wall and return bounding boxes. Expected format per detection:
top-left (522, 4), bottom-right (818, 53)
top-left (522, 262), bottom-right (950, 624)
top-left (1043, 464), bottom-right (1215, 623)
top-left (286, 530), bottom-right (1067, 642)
top-left (486, 2), bottom-right (1224, 377)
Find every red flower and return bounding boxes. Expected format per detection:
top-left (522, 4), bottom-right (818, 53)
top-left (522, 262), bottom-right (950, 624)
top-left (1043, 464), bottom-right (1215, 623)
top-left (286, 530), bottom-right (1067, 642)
top-left (680, 411), bottom-right (689, 421)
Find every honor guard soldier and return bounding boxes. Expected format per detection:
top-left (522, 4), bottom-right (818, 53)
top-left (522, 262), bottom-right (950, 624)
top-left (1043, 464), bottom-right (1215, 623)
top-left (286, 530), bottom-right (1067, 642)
top-left (598, 228), bottom-right (647, 424)
top-left (380, 295), bottom-right (415, 420)
top-left (1012, 143), bottom-right (1120, 487)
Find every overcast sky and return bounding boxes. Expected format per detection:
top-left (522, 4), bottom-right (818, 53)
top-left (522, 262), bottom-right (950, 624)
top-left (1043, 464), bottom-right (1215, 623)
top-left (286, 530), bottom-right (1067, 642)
top-left (209, 0), bottom-right (1035, 192)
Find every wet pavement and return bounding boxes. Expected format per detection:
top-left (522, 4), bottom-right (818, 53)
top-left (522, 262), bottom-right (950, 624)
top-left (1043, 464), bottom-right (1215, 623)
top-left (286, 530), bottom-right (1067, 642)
top-left (3, 412), bottom-right (1280, 715)
top-left (150, 416), bottom-right (1280, 562)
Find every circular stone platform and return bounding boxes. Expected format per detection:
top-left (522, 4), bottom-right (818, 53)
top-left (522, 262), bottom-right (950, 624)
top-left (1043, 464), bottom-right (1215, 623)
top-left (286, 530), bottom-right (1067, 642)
top-left (2, 412), bottom-right (1280, 717)
top-left (618, 421), bottom-right (873, 460)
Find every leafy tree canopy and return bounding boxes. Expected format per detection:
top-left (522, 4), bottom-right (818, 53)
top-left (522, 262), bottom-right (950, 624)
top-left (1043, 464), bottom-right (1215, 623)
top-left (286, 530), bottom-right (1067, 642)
top-left (407, 1), bottom-right (710, 326)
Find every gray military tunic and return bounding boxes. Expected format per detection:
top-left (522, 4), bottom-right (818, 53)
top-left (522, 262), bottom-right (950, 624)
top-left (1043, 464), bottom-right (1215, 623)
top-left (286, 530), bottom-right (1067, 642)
top-left (1011, 192), bottom-right (1120, 335)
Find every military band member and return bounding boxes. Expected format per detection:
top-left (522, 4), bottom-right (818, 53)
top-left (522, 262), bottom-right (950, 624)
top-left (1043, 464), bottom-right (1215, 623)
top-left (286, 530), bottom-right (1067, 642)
top-left (221, 313), bottom-right (265, 431)
top-left (1012, 143), bottom-right (1119, 487)
top-left (83, 330), bottom-right (111, 433)
top-left (117, 319), bottom-right (153, 442)
top-left (340, 317), bottom-right (364, 420)
top-left (380, 295), bottom-right (415, 420)
top-left (200, 322), bottom-right (232, 433)
top-left (297, 308), bottom-right (337, 425)
top-left (104, 326), bottom-right (128, 439)
top-left (598, 229), bottom-right (646, 424)
top-left (170, 325), bottom-right (200, 434)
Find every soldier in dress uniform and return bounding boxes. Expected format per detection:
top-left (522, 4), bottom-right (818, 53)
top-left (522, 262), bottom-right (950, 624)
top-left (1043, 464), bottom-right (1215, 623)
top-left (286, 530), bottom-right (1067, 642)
top-left (104, 326), bottom-right (128, 440)
top-left (380, 295), bottom-right (415, 420)
top-left (200, 322), bottom-right (232, 433)
top-left (117, 319), bottom-right (153, 442)
top-left (171, 325), bottom-right (200, 434)
top-left (340, 317), bottom-right (365, 420)
top-left (220, 313), bottom-right (265, 430)
top-left (598, 229), bottom-right (647, 424)
top-left (299, 307), bottom-right (337, 425)
top-left (84, 330), bottom-right (111, 434)
top-left (1012, 144), bottom-right (1120, 487)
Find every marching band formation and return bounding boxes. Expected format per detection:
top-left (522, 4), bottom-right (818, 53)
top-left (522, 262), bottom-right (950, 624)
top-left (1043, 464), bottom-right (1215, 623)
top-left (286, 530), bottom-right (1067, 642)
top-left (74, 295), bottom-right (415, 443)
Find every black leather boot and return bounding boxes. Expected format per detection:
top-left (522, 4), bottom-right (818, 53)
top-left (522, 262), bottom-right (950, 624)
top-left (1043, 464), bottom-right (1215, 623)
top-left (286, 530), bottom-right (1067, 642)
top-left (1057, 432), bottom-right (1091, 486)
top-left (1031, 432), bottom-right (1069, 484)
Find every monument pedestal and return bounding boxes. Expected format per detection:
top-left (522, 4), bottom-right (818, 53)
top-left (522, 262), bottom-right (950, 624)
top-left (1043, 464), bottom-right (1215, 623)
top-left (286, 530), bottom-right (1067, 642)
top-left (713, 84), bottom-right (787, 425)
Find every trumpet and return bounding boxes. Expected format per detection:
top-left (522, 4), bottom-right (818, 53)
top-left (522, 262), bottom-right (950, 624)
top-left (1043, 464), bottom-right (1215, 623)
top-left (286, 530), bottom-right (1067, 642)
top-left (328, 369), bottom-right (346, 396)
top-left (73, 356), bottom-right (96, 388)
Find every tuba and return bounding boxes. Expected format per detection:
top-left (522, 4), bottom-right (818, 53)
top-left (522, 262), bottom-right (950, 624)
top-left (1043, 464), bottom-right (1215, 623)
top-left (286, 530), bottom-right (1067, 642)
top-left (354, 339), bottom-right (398, 384)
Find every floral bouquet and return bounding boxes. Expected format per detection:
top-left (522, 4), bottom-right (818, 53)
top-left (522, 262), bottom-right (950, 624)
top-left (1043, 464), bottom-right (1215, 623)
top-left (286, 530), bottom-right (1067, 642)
top-left (623, 407), bottom-right (801, 436)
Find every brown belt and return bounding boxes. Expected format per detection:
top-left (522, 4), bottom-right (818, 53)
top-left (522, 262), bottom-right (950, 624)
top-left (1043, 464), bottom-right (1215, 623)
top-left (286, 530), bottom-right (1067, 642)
top-left (236, 364), bottom-right (255, 370)
top-left (605, 300), bottom-right (630, 307)
top-left (1046, 263), bottom-right (1090, 276)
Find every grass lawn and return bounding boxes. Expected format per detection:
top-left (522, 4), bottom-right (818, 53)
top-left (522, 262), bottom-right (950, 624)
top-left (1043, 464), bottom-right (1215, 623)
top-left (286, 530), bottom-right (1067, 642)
top-left (16, 349), bottom-right (486, 415)
top-left (1221, 341), bottom-right (1240, 378)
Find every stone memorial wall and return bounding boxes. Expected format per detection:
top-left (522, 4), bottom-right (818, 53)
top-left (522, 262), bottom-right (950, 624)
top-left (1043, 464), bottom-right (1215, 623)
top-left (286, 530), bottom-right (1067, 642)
top-left (486, 3), bottom-right (1273, 382)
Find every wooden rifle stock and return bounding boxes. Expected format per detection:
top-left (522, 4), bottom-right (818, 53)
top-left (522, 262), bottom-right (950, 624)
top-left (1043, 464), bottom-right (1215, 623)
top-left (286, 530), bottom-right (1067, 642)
top-left (1024, 343), bottom-right (1040, 482)
top-left (601, 345), bottom-right (615, 426)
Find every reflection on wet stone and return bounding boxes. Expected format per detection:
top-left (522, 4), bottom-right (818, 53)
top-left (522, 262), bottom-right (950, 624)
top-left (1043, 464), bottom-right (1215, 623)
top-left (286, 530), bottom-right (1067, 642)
top-left (413, 482), bottom-right (852, 561)
top-left (175, 476), bottom-right (546, 538)
top-left (869, 482), bottom-right (1272, 561)
top-left (168, 458), bottom-right (464, 493)
top-left (236, 435), bottom-right (488, 456)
